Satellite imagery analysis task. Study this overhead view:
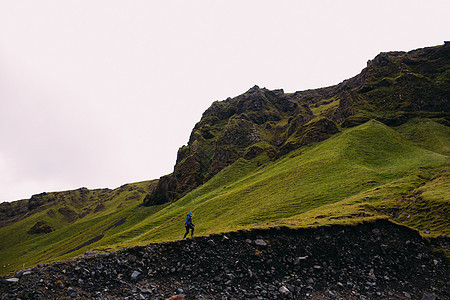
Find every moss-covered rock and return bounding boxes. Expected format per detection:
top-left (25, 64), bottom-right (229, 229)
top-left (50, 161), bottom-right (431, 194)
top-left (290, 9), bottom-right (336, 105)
top-left (280, 117), bottom-right (339, 155)
top-left (27, 221), bottom-right (54, 234)
top-left (341, 114), bottom-right (372, 128)
top-left (243, 142), bottom-right (277, 160)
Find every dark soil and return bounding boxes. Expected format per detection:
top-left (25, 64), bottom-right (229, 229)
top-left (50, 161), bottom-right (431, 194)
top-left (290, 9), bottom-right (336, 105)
top-left (1, 219), bottom-right (448, 299)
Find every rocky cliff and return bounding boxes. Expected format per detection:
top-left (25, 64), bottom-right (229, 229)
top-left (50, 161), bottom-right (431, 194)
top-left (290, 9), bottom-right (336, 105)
top-left (144, 86), bottom-right (318, 205)
top-left (144, 43), bottom-right (449, 206)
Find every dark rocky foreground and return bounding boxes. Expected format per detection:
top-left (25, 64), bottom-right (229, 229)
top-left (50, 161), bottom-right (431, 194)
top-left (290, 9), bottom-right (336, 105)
top-left (1, 219), bottom-right (448, 299)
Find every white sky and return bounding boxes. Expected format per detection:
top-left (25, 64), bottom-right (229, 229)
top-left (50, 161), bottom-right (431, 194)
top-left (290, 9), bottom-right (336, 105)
top-left (0, 1), bottom-right (449, 202)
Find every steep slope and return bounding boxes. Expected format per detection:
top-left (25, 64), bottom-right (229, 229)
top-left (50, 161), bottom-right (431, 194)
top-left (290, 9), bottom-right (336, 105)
top-left (122, 119), bottom-right (448, 246)
top-left (144, 42), bottom-right (449, 206)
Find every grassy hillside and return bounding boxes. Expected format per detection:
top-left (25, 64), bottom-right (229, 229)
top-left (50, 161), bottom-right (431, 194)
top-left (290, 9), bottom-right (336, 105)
top-left (117, 118), bottom-right (448, 244)
top-left (0, 181), bottom-right (159, 274)
top-left (0, 118), bottom-right (448, 275)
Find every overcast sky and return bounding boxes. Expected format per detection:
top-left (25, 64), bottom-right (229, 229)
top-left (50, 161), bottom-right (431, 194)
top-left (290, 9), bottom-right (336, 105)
top-left (0, 1), bottom-right (448, 202)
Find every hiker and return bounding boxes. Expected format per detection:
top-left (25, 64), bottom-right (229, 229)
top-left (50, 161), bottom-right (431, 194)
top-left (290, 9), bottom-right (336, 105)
top-left (183, 211), bottom-right (195, 238)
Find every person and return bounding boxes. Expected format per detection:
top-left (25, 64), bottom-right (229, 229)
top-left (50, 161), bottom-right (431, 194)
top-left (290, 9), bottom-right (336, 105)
top-left (183, 211), bottom-right (195, 238)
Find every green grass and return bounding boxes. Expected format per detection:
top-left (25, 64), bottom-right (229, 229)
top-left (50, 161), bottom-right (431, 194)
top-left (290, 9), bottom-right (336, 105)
top-left (0, 181), bottom-right (158, 273)
top-left (100, 119), bottom-right (448, 245)
top-left (131, 119), bottom-right (447, 241)
top-left (0, 118), bottom-right (448, 275)
top-left (310, 97), bottom-right (340, 116)
top-left (395, 118), bottom-right (450, 155)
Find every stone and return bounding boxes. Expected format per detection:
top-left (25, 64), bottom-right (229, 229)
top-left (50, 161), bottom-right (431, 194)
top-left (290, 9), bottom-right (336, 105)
top-left (131, 271), bottom-right (141, 281)
top-left (294, 256), bottom-right (308, 264)
top-left (15, 270), bottom-right (24, 278)
top-left (327, 290), bottom-right (336, 297)
top-left (207, 239), bottom-right (216, 247)
top-left (5, 277), bottom-right (19, 283)
top-left (368, 269), bottom-right (376, 281)
top-left (279, 286), bottom-right (290, 295)
top-left (254, 239), bottom-right (267, 246)
top-left (421, 294), bottom-right (439, 300)
top-left (248, 269), bottom-right (253, 278)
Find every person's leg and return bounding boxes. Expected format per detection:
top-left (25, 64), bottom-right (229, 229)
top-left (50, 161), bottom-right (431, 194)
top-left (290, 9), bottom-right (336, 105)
top-left (190, 226), bottom-right (195, 237)
top-left (183, 226), bottom-right (189, 238)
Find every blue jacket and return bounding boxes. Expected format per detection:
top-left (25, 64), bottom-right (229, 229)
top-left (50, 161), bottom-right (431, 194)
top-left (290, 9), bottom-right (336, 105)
top-left (185, 215), bottom-right (194, 226)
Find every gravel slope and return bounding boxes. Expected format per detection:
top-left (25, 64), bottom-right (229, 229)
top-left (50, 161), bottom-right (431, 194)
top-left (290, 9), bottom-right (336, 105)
top-left (1, 219), bottom-right (448, 299)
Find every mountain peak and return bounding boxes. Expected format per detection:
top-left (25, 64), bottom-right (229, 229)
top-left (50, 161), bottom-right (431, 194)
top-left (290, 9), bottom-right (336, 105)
top-left (248, 84), bottom-right (261, 91)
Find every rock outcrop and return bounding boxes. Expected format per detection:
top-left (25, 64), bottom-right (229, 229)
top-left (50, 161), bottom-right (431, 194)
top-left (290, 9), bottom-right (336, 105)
top-left (27, 221), bottom-right (55, 235)
top-left (1, 219), bottom-right (448, 299)
top-left (144, 86), bottom-right (316, 205)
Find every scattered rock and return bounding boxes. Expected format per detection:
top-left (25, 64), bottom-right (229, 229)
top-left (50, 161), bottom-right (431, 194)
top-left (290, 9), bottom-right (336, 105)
top-left (254, 239), bottom-right (267, 246)
top-left (293, 257), bottom-right (302, 265)
top-left (0, 220), bottom-right (448, 299)
top-left (368, 269), bottom-right (376, 281)
top-left (279, 285), bottom-right (290, 295)
top-left (131, 270), bottom-right (141, 281)
top-left (421, 294), bottom-right (439, 300)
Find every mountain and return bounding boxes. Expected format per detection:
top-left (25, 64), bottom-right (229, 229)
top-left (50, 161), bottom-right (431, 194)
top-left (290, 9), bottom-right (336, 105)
top-left (0, 43), bottom-right (448, 277)
top-left (143, 42), bottom-right (449, 206)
